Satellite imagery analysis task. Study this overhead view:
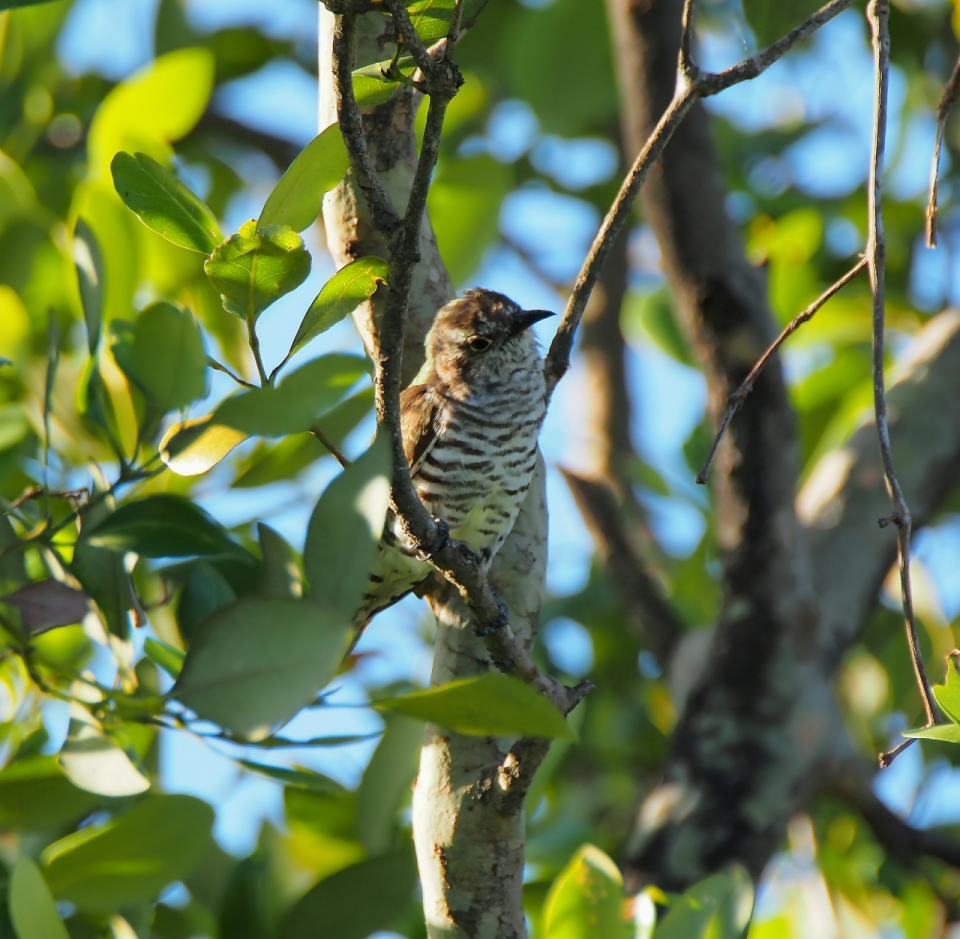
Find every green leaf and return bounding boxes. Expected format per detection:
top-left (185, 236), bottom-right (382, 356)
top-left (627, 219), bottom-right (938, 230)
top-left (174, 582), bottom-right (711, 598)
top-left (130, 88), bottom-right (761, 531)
top-left (237, 760), bottom-right (346, 793)
top-left (9, 858), bottom-right (70, 939)
top-left (933, 666), bottom-right (960, 725)
top-left (653, 866), bottom-right (754, 939)
top-left (42, 794), bottom-right (215, 911)
top-left (130, 302), bottom-right (208, 415)
top-left (0, 756), bottom-right (102, 831)
top-left (428, 154), bottom-right (512, 283)
top-left (304, 433), bottom-right (391, 619)
top-left (904, 723), bottom-right (960, 743)
top-left (213, 353), bottom-right (368, 437)
top-left (405, 0), bottom-right (488, 41)
top-left (160, 415), bottom-right (249, 476)
top-left (352, 57), bottom-right (414, 108)
top-left (85, 494), bottom-right (245, 559)
top-left (279, 851), bottom-right (417, 939)
top-left (176, 560), bottom-right (237, 644)
top-left (288, 257), bottom-right (389, 357)
top-left (622, 287), bottom-right (693, 367)
top-left (219, 856), bottom-right (271, 939)
top-left (172, 598), bottom-right (352, 739)
top-left (542, 845), bottom-right (631, 939)
top-left (742, 0), bottom-right (824, 47)
top-left (204, 220), bottom-right (311, 321)
top-left (88, 48), bottom-right (215, 176)
top-left (77, 356), bottom-right (121, 454)
top-left (257, 523), bottom-right (302, 599)
top-left (0, 0), bottom-right (64, 8)
top-left (356, 714), bottom-right (422, 856)
top-left (73, 219), bottom-right (104, 354)
top-left (144, 636), bottom-right (185, 678)
top-left (112, 152), bottom-right (222, 254)
top-left (58, 706), bottom-right (151, 797)
top-left (231, 389), bottom-right (374, 488)
top-left (258, 124), bottom-right (349, 232)
top-left (376, 672), bottom-right (577, 740)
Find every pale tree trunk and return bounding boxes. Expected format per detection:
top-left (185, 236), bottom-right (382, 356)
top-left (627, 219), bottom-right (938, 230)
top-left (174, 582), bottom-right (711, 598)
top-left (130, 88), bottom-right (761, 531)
top-left (319, 10), bottom-right (552, 935)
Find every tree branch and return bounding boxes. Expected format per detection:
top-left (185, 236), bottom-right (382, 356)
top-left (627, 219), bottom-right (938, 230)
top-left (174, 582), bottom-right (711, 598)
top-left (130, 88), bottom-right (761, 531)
top-left (543, 0), bottom-right (855, 395)
top-left (865, 0), bottom-right (939, 761)
top-left (926, 51), bottom-right (960, 248)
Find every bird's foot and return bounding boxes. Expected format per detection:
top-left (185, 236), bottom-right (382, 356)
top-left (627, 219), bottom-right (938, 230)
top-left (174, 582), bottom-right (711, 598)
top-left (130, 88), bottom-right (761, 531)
top-left (416, 518), bottom-right (450, 562)
top-left (474, 593), bottom-right (509, 637)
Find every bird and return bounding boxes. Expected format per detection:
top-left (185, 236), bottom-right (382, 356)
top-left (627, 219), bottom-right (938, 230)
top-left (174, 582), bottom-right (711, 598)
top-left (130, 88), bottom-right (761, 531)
top-left (354, 288), bottom-right (554, 626)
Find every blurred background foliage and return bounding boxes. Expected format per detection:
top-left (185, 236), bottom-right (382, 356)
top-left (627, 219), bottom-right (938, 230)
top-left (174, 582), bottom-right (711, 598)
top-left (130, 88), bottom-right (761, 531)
top-left (1, 0), bottom-right (960, 937)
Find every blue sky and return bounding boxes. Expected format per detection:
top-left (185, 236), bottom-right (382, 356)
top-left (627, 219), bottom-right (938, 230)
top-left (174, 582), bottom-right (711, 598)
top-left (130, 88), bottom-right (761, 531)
top-left (50, 0), bottom-right (960, 907)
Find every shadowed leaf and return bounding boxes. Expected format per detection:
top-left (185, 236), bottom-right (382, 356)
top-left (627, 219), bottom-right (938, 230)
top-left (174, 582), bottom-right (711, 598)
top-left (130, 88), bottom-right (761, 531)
top-left (1, 580), bottom-right (89, 635)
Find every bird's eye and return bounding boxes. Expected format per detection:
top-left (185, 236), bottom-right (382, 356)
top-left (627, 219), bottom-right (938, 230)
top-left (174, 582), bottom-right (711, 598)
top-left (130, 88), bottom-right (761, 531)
top-left (468, 336), bottom-right (493, 352)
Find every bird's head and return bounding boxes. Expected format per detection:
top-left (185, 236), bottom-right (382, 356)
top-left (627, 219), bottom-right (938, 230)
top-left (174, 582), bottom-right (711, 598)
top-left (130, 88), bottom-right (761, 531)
top-left (425, 288), bottom-right (554, 395)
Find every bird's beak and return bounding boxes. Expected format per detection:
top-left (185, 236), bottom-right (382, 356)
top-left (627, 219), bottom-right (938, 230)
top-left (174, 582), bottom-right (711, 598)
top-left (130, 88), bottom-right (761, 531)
top-left (511, 309), bottom-right (555, 334)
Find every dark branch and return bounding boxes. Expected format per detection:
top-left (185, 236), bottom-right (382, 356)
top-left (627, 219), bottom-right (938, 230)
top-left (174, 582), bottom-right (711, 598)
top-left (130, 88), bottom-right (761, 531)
top-left (543, 0), bottom-right (855, 395)
top-left (926, 51), bottom-right (960, 248)
top-left (865, 0), bottom-right (939, 764)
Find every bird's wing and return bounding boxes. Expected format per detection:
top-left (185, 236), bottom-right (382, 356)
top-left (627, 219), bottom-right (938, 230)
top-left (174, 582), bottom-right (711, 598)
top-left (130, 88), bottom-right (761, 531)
top-left (400, 384), bottom-right (441, 478)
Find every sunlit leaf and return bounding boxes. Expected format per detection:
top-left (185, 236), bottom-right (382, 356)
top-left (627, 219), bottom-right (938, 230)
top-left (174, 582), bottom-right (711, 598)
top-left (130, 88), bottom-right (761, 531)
top-left (42, 794), bottom-right (214, 911)
top-left (376, 672), bottom-right (577, 740)
top-left (204, 220), bottom-right (311, 321)
top-left (258, 124), bottom-right (349, 232)
top-left (111, 151), bottom-right (222, 255)
top-left (352, 57), bottom-right (414, 107)
top-left (88, 48), bottom-right (215, 175)
top-left (304, 433), bottom-right (391, 619)
top-left (85, 494), bottom-right (245, 559)
top-left (160, 415), bottom-right (249, 476)
top-left (130, 302), bottom-right (208, 415)
top-left (288, 257), bottom-right (389, 357)
top-left (654, 866), bottom-right (754, 939)
top-left (405, 0), bottom-right (489, 41)
top-left (279, 851), bottom-right (417, 939)
top-left (172, 598), bottom-right (352, 739)
top-left (542, 844), bottom-right (631, 939)
top-left (933, 665), bottom-right (960, 725)
top-left (903, 723), bottom-right (960, 743)
top-left (144, 637), bottom-right (185, 678)
top-left (58, 706), bottom-right (151, 797)
top-left (9, 858), bottom-right (70, 939)
top-left (73, 219), bottom-right (105, 353)
top-left (213, 354), bottom-right (367, 437)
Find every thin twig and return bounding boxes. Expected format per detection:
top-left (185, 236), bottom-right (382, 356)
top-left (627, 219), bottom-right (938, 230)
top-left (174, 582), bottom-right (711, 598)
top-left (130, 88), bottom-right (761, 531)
top-left (309, 422), bottom-right (351, 468)
top-left (543, 0), bottom-right (855, 395)
top-left (696, 257), bottom-right (868, 484)
top-left (865, 0), bottom-right (938, 767)
top-left (384, 0), bottom-right (434, 76)
top-left (926, 51), bottom-right (960, 248)
top-left (207, 356), bottom-right (257, 390)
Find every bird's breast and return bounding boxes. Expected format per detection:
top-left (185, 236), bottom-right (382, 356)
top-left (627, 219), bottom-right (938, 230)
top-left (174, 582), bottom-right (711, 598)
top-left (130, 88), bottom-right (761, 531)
top-left (413, 372), bottom-right (546, 556)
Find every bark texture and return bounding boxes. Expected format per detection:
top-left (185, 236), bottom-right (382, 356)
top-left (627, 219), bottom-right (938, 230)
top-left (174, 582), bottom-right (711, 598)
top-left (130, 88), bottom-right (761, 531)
top-left (319, 11), bottom-right (552, 935)
top-left (606, 0), bottom-right (960, 891)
